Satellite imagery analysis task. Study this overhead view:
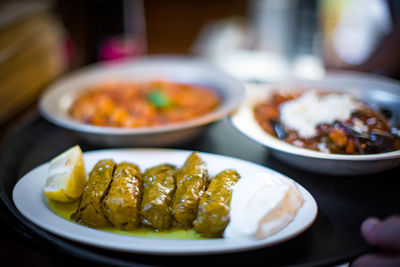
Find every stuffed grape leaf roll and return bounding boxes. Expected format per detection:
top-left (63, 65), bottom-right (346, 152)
top-left (71, 159), bottom-right (115, 227)
top-left (172, 152), bottom-right (208, 228)
top-left (193, 169), bottom-right (240, 235)
top-left (140, 164), bottom-right (177, 230)
top-left (101, 162), bottom-right (142, 230)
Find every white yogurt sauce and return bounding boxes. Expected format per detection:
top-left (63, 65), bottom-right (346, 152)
top-left (224, 172), bottom-right (304, 240)
top-left (279, 90), bottom-right (359, 138)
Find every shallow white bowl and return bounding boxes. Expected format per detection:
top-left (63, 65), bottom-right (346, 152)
top-left (231, 71), bottom-right (400, 176)
top-left (39, 56), bottom-right (245, 146)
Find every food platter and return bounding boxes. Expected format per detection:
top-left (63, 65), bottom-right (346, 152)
top-left (39, 56), bottom-right (245, 146)
top-left (231, 71), bottom-right (400, 175)
top-left (12, 148), bottom-right (317, 255)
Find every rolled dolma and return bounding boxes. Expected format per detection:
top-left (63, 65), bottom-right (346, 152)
top-left (101, 162), bottom-right (142, 230)
top-left (140, 164), bottom-right (177, 230)
top-left (171, 152), bottom-right (208, 228)
top-left (71, 159), bottom-right (115, 227)
top-left (193, 169), bottom-right (240, 235)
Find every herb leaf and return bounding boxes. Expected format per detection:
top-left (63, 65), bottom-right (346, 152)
top-left (148, 90), bottom-right (171, 108)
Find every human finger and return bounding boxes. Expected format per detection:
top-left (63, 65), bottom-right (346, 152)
top-left (352, 253), bottom-right (400, 267)
top-left (361, 216), bottom-right (400, 252)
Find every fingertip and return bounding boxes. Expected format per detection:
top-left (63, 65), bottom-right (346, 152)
top-left (352, 253), bottom-right (400, 267)
top-left (361, 217), bottom-right (380, 241)
top-left (352, 254), bottom-right (375, 267)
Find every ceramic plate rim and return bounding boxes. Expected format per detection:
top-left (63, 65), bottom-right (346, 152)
top-left (12, 148), bottom-right (317, 255)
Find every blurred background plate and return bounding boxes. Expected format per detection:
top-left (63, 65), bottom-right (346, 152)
top-left (230, 71), bottom-right (400, 175)
top-left (39, 56), bottom-right (245, 146)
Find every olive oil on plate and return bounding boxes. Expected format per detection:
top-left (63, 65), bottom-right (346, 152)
top-left (45, 198), bottom-right (213, 240)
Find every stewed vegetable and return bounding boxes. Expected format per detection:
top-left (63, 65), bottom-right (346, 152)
top-left (172, 152), bottom-right (208, 228)
top-left (194, 169), bottom-right (240, 235)
top-left (101, 162), bottom-right (142, 230)
top-left (140, 164), bottom-right (177, 230)
top-left (69, 152), bottom-right (241, 236)
top-left (71, 159), bottom-right (115, 227)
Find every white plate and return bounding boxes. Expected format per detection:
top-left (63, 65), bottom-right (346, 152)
top-left (12, 148), bottom-right (317, 255)
top-left (39, 56), bottom-right (245, 146)
top-left (231, 71), bottom-right (400, 175)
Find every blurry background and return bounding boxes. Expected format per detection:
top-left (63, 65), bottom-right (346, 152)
top-left (1, 0), bottom-right (399, 125)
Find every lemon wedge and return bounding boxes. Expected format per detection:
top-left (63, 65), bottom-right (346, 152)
top-left (43, 145), bottom-right (87, 202)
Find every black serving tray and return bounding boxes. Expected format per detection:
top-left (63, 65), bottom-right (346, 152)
top-left (1, 116), bottom-right (399, 266)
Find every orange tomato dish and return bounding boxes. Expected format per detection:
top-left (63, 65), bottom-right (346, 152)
top-left (69, 80), bottom-right (220, 128)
